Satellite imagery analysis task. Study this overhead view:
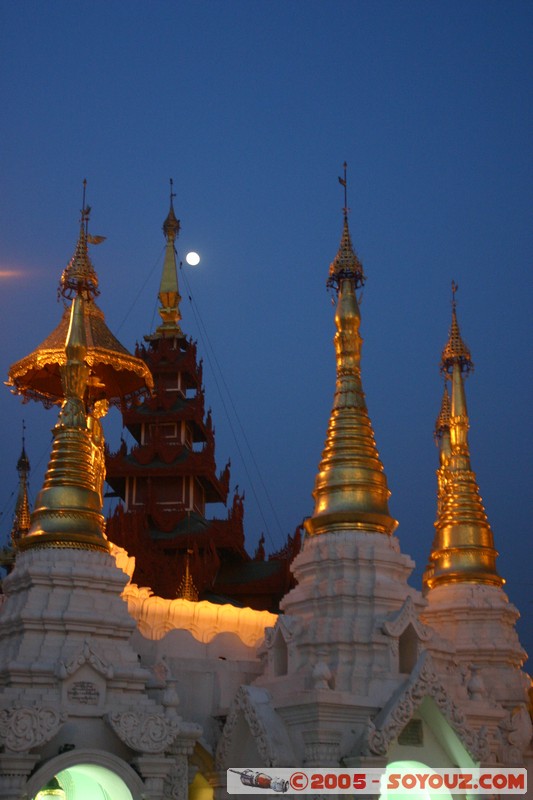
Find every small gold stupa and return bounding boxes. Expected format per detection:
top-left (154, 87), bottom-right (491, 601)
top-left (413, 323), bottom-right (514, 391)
top-left (424, 283), bottom-right (503, 589)
top-left (305, 165), bottom-right (397, 537)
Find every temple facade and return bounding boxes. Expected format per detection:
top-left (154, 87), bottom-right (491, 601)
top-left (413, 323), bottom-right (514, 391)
top-left (0, 181), bottom-right (531, 800)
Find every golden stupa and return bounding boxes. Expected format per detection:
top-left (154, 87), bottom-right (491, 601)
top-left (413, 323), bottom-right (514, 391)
top-left (424, 284), bottom-right (502, 589)
top-left (7, 197), bottom-right (153, 408)
top-left (305, 166), bottom-right (397, 536)
top-left (10, 192), bottom-right (154, 553)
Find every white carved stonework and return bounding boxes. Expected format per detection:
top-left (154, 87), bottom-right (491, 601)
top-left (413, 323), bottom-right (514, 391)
top-left (162, 756), bottom-right (188, 799)
top-left (107, 710), bottom-right (180, 753)
top-left (302, 729), bottom-right (341, 766)
top-left (421, 583), bottom-right (528, 710)
top-left (0, 706), bottom-right (65, 753)
top-left (263, 615), bottom-right (299, 649)
top-left (215, 686), bottom-right (294, 770)
top-left (361, 651), bottom-right (488, 762)
top-left (382, 596), bottom-right (431, 641)
top-left (106, 709), bottom-right (201, 756)
top-left (57, 638), bottom-right (114, 680)
top-left (496, 707), bottom-right (533, 766)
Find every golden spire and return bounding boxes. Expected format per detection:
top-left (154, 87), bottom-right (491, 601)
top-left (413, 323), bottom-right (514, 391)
top-left (424, 284), bottom-right (502, 589)
top-left (18, 294), bottom-right (109, 553)
top-left (177, 549), bottom-right (198, 601)
top-left (10, 422), bottom-right (31, 546)
top-left (154, 178), bottom-right (183, 337)
top-left (305, 165), bottom-right (397, 537)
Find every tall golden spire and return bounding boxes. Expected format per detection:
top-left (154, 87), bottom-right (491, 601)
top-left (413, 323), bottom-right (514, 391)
top-left (18, 294), bottom-right (109, 553)
top-left (154, 179), bottom-right (183, 338)
top-left (424, 284), bottom-right (502, 589)
top-left (10, 422), bottom-right (31, 546)
top-left (305, 165), bottom-right (397, 536)
top-left (11, 188), bottom-right (152, 553)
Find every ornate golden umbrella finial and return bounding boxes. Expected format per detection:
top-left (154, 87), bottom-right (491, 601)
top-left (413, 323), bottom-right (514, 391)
top-left (59, 179), bottom-right (101, 301)
top-left (441, 281), bottom-right (473, 376)
top-left (305, 167), bottom-right (396, 537)
top-left (7, 186), bottom-right (153, 409)
top-left (327, 163), bottom-right (365, 292)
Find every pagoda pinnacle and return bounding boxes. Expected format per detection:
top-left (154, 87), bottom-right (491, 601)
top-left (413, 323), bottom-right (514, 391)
top-left (10, 423), bottom-right (31, 547)
top-left (155, 179), bottom-right (183, 337)
top-left (18, 293), bottom-right (109, 554)
top-left (59, 181), bottom-right (100, 300)
top-left (424, 285), bottom-right (502, 589)
top-left (305, 167), bottom-right (397, 537)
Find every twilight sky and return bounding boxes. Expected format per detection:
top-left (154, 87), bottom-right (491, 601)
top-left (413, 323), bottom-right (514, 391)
top-left (0, 2), bottom-right (531, 658)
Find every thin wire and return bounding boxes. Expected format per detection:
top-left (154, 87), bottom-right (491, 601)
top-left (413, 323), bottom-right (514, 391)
top-left (179, 264), bottom-right (286, 550)
top-left (115, 244), bottom-right (166, 335)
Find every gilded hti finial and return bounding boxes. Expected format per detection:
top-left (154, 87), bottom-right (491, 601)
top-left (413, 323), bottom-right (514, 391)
top-left (305, 166), bottom-right (396, 536)
top-left (155, 179), bottom-right (183, 337)
top-left (59, 180), bottom-right (102, 300)
top-left (328, 163), bottom-right (365, 291)
top-left (10, 421), bottom-right (31, 546)
top-left (424, 284), bottom-right (502, 589)
top-left (7, 183), bottom-right (152, 408)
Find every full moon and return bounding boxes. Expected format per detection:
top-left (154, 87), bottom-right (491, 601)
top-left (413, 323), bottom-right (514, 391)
top-left (185, 252), bottom-right (200, 266)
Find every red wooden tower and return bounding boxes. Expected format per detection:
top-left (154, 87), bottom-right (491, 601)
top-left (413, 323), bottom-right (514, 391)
top-left (105, 190), bottom-right (299, 609)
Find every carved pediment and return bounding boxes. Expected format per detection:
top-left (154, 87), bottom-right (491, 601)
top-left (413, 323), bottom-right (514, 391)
top-left (382, 596), bottom-right (430, 640)
top-left (215, 685), bottom-right (294, 770)
top-left (361, 651), bottom-right (488, 762)
top-left (263, 615), bottom-right (298, 649)
top-left (56, 638), bottom-right (113, 680)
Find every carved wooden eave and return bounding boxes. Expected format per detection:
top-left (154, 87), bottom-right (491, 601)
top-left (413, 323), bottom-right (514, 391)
top-left (215, 686), bottom-right (295, 769)
top-left (381, 596), bottom-right (431, 641)
top-left (360, 651), bottom-right (488, 762)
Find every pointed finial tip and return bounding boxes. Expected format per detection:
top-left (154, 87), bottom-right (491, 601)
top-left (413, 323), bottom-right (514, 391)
top-left (441, 280), bottom-right (473, 375)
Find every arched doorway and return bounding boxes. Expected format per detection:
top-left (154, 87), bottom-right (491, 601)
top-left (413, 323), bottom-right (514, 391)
top-left (34, 764), bottom-right (133, 799)
top-left (28, 751), bottom-right (145, 800)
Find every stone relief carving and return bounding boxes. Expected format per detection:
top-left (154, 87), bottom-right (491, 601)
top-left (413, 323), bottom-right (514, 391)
top-left (263, 615), bottom-right (299, 649)
top-left (497, 707), bottom-right (533, 765)
top-left (215, 686), bottom-right (280, 770)
top-left (0, 706), bottom-right (65, 752)
top-left (56, 638), bottom-right (113, 680)
top-left (361, 651), bottom-right (486, 761)
top-left (107, 710), bottom-right (179, 753)
top-left (107, 708), bottom-right (201, 755)
top-left (162, 756), bottom-right (188, 799)
top-left (382, 596), bottom-right (431, 641)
